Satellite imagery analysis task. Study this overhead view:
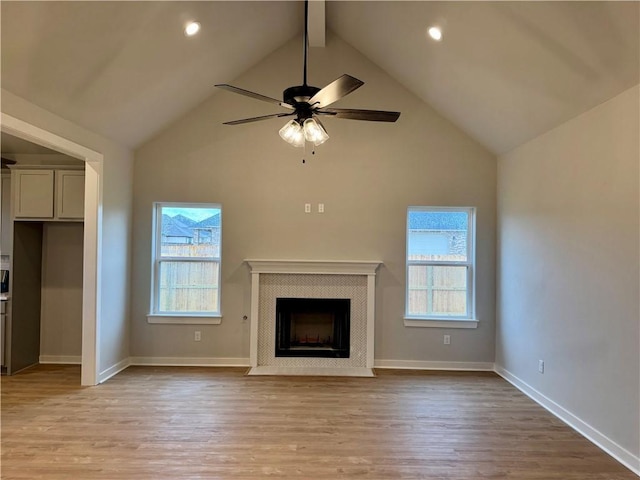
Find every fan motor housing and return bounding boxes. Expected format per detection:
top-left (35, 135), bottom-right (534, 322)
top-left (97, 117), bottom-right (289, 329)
top-left (283, 85), bottom-right (321, 107)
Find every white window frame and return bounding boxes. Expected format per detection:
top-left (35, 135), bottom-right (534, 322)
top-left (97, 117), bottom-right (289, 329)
top-left (404, 206), bottom-right (478, 329)
top-left (147, 202), bottom-right (222, 325)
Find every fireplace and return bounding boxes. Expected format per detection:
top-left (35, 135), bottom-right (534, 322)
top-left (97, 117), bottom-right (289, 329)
top-left (275, 298), bottom-right (350, 358)
top-left (246, 260), bottom-right (381, 376)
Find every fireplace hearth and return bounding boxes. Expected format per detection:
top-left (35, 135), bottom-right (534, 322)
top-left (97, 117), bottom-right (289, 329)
top-left (275, 298), bottom-right (350, 358)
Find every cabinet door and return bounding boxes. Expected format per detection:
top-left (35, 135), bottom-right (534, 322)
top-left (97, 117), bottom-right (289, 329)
top-left (1, 175), bottom-right (11, 252)
top-left (13, 170), bottom-right (54, 219)
top-left (56, 171), bottom-right (85, 220)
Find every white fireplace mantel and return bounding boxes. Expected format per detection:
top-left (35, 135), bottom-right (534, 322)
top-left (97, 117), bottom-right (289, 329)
top-left (245, 259), bottom-right (382, 376)
top-left (245, 259), bottom-right (382, 276)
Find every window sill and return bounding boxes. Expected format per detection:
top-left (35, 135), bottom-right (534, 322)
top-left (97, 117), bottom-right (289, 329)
top-left (147, 314), bottom-right (222, 325)
top-left (403, 317), bottom-right (478, 329)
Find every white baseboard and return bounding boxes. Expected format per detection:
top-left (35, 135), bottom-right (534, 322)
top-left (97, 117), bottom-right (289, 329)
top-left (375, 359), bottom-right (495, 371)
top-left (39, 355), bottom-right (82, 365)
top-left (98, 357), bottom-right (131, 384)
top-left (495, 365), bottom-right (640, 476)
top-left (129, 357), bottom-right (250, 367)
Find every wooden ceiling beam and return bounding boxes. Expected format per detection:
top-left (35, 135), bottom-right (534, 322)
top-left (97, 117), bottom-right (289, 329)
top-left (307, 0), bottom-right (325, 47)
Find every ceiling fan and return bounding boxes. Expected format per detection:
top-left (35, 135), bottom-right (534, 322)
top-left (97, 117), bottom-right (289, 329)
top-left (215, 0), bottom-right (400, 149)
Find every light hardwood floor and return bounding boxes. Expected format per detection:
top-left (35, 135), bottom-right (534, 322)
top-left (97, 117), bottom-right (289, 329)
top-left (1, 365), bottom-right (636, 479)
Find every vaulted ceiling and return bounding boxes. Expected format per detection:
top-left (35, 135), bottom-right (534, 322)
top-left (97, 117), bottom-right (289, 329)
top-left (2, 1), bottom-right (638, 154)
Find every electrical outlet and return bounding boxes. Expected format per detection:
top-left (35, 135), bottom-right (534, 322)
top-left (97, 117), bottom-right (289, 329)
top-left (318, 203), bottom-right (325, 213)
top-left (304, 203), bottom-right (311, 213)
top-left (538, 360), bottom-right (544, 374)
top-left (194, 331), bottom-right (201, 342)
top-left (444, 335), bottom-right (451, 345)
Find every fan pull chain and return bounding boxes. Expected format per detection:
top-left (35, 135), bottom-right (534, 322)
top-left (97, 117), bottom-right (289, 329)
top-left (301, 139), bottom-right (317, 164)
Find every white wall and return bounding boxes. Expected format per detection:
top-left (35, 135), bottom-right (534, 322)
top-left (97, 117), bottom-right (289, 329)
top-left (496, 85), bottom-right (640, 467)
top-left (1, 89), bottom-right (134, 377)
top-left (131, 34), bottom-right (497, 364)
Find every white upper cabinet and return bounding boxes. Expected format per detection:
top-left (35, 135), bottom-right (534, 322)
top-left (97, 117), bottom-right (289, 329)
top-left (1, 174), bottom-right (12, 252)
top-left (13, 169), bottom-right (54, 219)
top-left (12, 168), bottom-right (84, 221)
top-left (56, 171), bottom-right (85, 219)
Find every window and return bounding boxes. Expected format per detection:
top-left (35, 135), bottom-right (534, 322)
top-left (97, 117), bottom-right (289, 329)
top-left (405, 207), bottom-right (476, 326)
top-left (149, 203), bottom-right (221, 323)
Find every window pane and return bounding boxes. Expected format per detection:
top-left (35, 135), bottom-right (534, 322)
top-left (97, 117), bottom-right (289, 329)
top-left (159, 206), bottom-right (221, 258)
top-left (408, 210), bottom-right (468, 261)
top-left (407, 265), bottom-right (467, 316)
top-left (159, 261), bottom-right (219, 312)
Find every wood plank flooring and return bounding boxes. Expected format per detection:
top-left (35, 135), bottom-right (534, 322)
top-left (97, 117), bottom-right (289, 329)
top-left (1, 365), bottom-right (636, 479)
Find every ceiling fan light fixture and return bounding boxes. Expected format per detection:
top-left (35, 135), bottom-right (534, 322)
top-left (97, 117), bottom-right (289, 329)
top-left (303, 118), bottom-right (329, 146)
top-left (279, 120), bottom-right (305, 148)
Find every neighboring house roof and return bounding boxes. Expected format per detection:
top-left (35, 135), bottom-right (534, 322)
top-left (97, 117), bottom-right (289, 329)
top-left (172, 214), bottom-right (197, 227)
top-left (161, 214), bottom-right (193, 238)
top-left (194, 214), bottom-right (221, 228)
top-left (161, 214), bottom-right (221, 243)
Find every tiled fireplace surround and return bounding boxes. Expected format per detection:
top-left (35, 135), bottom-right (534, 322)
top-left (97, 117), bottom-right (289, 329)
top-left (246, 260), bottom-right (382, 376)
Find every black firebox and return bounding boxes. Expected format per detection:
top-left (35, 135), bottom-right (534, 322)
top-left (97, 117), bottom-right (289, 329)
top-left (275, 298), bottom-right (350, 358)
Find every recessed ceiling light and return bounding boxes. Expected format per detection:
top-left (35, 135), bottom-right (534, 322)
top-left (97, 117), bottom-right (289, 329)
top-left (428, 26), bottom-right (442, 42)
top-left (185, 21), bottom-right (201, 37)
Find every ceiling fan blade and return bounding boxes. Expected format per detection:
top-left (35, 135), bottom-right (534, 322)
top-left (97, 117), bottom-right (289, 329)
top-left (308, 74), bottom-right (364, 108)
top-left (223, 112), bottom-right (295, 126)
top-left (215, 84), bottom-right (294, 110)
top-left (317, 108), bottom-right (401, 122)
